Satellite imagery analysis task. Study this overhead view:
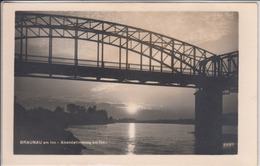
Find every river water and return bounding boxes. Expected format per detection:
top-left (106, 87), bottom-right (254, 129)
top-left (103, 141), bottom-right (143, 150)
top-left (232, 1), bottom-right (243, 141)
top-left (68, 123), bottom-right (237, 155)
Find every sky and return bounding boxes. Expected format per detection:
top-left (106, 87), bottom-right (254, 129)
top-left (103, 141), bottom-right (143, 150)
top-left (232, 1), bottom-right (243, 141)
top-left (15, 11), bottom-right (238, 120)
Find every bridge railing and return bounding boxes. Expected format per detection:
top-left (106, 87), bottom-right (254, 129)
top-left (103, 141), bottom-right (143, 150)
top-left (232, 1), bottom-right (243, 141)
top-left (15, 54), bottom-right (206, 75)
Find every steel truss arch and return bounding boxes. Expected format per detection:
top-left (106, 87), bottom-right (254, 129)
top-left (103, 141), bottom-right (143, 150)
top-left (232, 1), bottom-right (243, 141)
top-left (15, 12), bottom-right (217, 76)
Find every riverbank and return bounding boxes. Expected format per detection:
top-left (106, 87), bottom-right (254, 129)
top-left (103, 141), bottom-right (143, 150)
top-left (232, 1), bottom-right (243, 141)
top-left (14, 102), bottom-right (113, 154)
top-left (14, 124), bottom-right (86, 154)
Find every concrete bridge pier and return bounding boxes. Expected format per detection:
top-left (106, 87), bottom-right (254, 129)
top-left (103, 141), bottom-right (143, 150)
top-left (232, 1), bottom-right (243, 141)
top-left (194, 88), bottom-right (223, 154)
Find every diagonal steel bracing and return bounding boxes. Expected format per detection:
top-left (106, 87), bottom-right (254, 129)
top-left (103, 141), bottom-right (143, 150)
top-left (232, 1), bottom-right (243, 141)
top-left (15, 12), bottom-right (238, 90)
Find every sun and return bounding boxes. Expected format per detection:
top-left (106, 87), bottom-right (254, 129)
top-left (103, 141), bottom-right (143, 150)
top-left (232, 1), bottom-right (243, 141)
top-left (126, 104), bottom-right (138, 114)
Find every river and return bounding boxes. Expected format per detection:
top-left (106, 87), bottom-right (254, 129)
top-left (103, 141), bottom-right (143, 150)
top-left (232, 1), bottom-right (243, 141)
top-left (68, 123), bottom-right (237, 154)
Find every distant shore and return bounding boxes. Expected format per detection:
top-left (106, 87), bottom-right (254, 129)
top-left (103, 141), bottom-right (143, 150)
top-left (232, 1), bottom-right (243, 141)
top-left (115, 114), bottom-right (238, 126)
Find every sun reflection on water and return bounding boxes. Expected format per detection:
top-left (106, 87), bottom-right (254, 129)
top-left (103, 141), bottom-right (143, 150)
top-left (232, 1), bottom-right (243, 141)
top-left (128, 123), bottom-right (136, 155)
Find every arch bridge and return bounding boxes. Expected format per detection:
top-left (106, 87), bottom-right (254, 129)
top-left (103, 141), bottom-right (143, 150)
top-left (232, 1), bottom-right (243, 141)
top-left (15, 12), bottom-right (238, 154)
top-left (15, 12), bottom-right (238, 91)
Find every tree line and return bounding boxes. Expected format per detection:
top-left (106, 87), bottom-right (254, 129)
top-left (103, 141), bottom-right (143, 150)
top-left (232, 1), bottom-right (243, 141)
top-left (14, 102), bottom-right (114, 129)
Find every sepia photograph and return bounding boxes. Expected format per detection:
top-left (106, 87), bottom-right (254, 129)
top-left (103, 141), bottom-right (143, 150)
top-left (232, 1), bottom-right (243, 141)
top-left (14, 11), bottom-right (238, 155)
top-left (1, 2), bottom-right (257, 166)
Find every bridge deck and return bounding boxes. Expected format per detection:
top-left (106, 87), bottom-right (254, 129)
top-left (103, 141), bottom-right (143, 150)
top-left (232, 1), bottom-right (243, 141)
top-left (15, 59), bottom-right (237, 91)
